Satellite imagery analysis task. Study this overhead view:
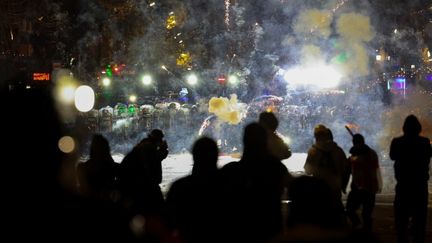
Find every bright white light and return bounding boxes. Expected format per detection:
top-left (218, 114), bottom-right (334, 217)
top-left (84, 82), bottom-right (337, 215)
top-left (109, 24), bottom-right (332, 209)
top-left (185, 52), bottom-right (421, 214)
top-left (61, 86), bottom-right (76, 103)
top-left (129, 95), bottom-right (137, 103)
top-left (283, 65), bottom-right (342, 89)
top-left (279, 133), bottom-right (292, 145)
top-left (428, 51), bottom-right (431, 58)
top-left (102, 77), bottom-right (111, 87)
top-left (142, 75), bottom-right (152, 86)
top-left (376, 55), bottom-right (382, 61)
top-left (74, 85), bottom-right (95, 112)
top-left (411, 65), bottom-right (415, 69)
top-left (387, 56), bottom-right (391, 61)
top-left (26, 85), bottom-right (31, 89)
top-left (187, 74), bottom-right (198, 85)
top-left (149, 2), bottom-right (155, 7)
top-left (394, 29), bottom-right (398, 34)
top-left (228, 75), bottom-right (239, 84)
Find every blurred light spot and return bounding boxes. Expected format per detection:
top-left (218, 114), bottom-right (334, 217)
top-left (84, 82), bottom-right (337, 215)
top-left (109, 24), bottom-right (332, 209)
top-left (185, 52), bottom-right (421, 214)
top-left (376, 55), bottom-right (382, 61)
top-left (187, 74), bottom-right (198, 85)
top-left (26, 85), bottom-right (31, 89)
top-left (61, 86), bottom-right (76, 103)
top-left (74, 85), bottom-right (95, 112)
top-left (130, 215), bottom-right (146, 236)
top-left (149, 2), bottom-right (155, 7)
top-left (142, 75), bottom-right (152, 86)
top-left (102, 77), bottom-right (111, 87)
top-left (129, 95), bottom-right (137, 103)
top-left (58, 136), bottom-right (75, 153)
top-left (228, 75), bottom-right (238, 84)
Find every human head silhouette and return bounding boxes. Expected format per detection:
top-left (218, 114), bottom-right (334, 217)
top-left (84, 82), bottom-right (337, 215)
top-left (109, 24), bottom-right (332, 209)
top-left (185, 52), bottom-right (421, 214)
top-left (192, 137), bottom-right (219, 175)
top-left (402, 114), bottom-right (422, 136)
top-left (258, 111), bottom-right (278, 132)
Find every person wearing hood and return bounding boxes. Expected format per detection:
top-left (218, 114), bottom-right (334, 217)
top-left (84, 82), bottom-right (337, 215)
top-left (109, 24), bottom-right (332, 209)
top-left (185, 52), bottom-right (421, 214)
top-left (345, 133), bottom-right (382, 232)
top-left (304, 124), bottom-right (349, 226)
top-left (390, 115), bottom-right (432, 243)
top-left (258, 111), bottom-right (292, 160)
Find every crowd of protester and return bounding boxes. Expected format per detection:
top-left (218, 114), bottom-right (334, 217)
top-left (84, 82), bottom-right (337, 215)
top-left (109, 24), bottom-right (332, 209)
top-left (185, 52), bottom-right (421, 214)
top-left (5, 87), bottom-right (431, 243)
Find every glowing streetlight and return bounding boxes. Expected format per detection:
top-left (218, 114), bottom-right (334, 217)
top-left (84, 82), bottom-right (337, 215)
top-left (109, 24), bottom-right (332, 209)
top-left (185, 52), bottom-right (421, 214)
top-left (102, 77), bottom-right (111, 87)
top-left (129, 95), bottom-right (137, 103)
top-left (376, 55), bottom-right (382, 61)
top-left (228, 75), bottom-right (239, 84)
top-left (187, 74), bottom-right (198, 85)
top-left (74, 85), bottom-right (95, 112)
top-left (141, 75), bottom-right (152, 86)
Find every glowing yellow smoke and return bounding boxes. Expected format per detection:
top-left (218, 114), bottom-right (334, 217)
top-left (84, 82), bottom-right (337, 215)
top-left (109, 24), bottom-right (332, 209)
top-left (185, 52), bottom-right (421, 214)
top-left (294, 9), bottom-right (332, 38)
top-left (208, 94), bottom-right (243, 125)
top-left (336, 13), bottom-right (375, 76)
top-left (337, 13), bottom-right (374, 42)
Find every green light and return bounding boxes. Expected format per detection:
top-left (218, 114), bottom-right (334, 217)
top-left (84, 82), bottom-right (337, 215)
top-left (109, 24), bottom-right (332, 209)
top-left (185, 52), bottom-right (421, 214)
top-left (106, 65), bottom-right (113, 77)
top-left (128, 106), bottom-right (136, 115)
top-left (332, 52), bottom-right (348, 64)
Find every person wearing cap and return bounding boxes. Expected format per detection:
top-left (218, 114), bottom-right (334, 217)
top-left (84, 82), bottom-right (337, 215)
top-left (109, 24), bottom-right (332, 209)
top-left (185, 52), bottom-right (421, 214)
top-left (345, 133), bottom-right (382, 232)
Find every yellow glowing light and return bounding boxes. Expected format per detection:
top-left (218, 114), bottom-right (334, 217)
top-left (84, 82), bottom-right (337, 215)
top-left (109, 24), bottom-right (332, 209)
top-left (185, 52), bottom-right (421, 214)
top-left (428, 51), bottom-right (431, 58)
top-left (61, 86), bottom-right (76, 103)
top-left (376, 55), bottom-right (382, 61)
top-left (58, 136), bottom-right (75, 153)
top-left (74, 85), bottom-right (95, 112)
top-left (129, 95), bottom-right (137, 103)
top-left (102, 77), bottom-right (111, 86)
top-left (176, 52), bottom-right (192, 67)
top-left (166, 14), bottom-right (177, 30)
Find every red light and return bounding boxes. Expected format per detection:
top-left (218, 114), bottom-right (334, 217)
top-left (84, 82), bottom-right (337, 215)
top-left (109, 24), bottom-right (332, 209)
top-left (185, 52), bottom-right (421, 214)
top-left (114, 67), bottom-right (119, 72)
top-left (217, 75), bottom-right (226, 85)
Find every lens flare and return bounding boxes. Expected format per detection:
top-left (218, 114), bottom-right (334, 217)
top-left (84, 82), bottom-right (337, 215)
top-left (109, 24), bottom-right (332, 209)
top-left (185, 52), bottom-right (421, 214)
top-left (74, 85), bottom-right (95, 112)
top-left (58, 136), bottom-right (75, 153)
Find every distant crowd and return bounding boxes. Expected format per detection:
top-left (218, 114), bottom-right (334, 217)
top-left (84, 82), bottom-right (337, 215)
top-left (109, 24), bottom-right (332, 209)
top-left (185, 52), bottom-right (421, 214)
top-left (5, 88), bottom-right (431, 243)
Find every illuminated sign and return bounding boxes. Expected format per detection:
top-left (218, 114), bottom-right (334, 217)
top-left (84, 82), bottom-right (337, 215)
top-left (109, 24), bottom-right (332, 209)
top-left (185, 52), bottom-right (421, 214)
top-left (33, 73), bottom-right (50, 81)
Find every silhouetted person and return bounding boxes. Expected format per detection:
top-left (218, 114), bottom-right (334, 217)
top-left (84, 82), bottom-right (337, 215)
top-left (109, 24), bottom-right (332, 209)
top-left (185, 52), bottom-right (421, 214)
top-left (304, 124), bottom-right (349, 224)
top-left (390, 115), bottom-right (432, 243)
top-left (259, 111), bottom-right (292, 160)
top-left (220, 122), bottom-right (291, 242)
top-left (285, 176), bottom-right (350, 242)
top-left (166, 137), bottom-right (221, 243)
top-left (345, 134), bottom-right (382, 232)
top-left (4, 88), bottom-right (130, 241)
top-left (119, 129), bottom-right (168, 216)
top-left (77, 134), bottom-right (118, 200)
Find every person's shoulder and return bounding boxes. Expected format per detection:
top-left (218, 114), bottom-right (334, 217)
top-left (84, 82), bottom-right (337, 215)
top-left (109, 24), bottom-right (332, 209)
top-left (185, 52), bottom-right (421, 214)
top-left (418, 136), bottom-right (431, 144)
